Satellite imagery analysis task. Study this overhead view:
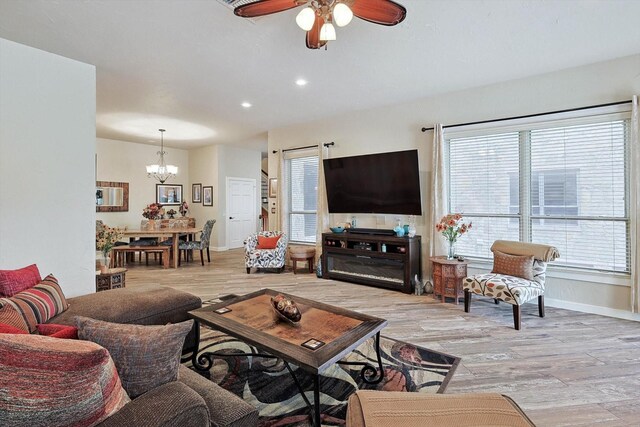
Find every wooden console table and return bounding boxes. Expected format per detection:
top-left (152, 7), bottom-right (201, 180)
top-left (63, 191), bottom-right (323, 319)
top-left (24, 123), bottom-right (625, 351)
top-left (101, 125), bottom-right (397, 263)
top-left (430, 256), bottom-right (468, 304)
top-left (96, 268), bottom-right (127, 292)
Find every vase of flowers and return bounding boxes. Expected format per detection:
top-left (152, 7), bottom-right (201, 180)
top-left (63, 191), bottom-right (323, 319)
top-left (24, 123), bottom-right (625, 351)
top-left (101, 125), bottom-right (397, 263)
top-left (142, 203), bottom-right (164, 230)
top-left (96, 225), bottom-right (124, 272)
top-left (435, 213), bottom-right (472, 259)
top-left (179, 201), bottom-right (189, 217)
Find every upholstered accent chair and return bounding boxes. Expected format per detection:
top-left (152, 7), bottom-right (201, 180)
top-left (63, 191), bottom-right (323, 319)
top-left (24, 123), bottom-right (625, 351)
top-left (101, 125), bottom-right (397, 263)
top-left (463, 240), bottom-right (559, 330)
top-left (178, 219), bottom-right (216, 266)
top-left (244, 231), bottom-right (288, 273)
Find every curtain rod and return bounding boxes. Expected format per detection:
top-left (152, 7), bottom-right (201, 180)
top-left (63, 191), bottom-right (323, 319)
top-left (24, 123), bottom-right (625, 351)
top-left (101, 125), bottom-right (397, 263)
top-left (421, 100), bottom-right (632, 133)
top-left (272, 141), bottom-right (334, 154)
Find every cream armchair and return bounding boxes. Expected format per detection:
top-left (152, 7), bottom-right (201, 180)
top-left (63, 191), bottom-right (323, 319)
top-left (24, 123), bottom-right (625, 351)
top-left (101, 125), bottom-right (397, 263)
top-left (463, 240), bottom-right (559, 330)
top-left (244, 231), bottom-right (288, 273)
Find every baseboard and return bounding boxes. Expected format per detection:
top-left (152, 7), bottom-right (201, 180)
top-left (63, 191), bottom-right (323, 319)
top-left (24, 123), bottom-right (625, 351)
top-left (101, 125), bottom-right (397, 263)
top-left (545, 298), bottom-right (640, 322)
top-left (210, 246), bottom-right (228, 252)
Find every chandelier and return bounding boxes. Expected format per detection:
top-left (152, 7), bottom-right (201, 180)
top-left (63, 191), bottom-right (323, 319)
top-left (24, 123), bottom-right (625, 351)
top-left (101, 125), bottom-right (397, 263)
top-left (146, 129), bottom-right (178, 183)
top-left (234, 0), bottom-right (406, 49)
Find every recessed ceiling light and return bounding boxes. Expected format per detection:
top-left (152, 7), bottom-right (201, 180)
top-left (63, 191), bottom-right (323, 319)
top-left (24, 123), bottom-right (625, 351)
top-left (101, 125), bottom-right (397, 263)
top-left (241, 102), bottom-right (252, 108)
top-left (295, 79), bottom-right (308, 86)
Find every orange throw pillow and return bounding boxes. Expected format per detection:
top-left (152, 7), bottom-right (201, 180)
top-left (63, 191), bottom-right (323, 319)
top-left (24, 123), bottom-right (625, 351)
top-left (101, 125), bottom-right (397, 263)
top-left (257, 235), bottom-right (280, 249)
top-left (492, 251), bottom-right (534, 280)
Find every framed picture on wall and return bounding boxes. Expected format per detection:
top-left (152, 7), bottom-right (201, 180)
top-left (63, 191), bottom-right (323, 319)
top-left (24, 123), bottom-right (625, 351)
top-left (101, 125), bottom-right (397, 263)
top-left (192, 183), bottom-right (202, 203)
top-left (203, 186), bottom-right (213, 206)
top-left (156, 184), bottom-right (183, 205)
top-left (268, 178), bottom-right (278, 198)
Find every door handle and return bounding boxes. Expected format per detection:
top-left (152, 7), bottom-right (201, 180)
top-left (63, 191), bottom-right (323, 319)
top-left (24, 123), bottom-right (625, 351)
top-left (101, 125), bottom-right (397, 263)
top-left (229, 217), bottom-right (234, 219)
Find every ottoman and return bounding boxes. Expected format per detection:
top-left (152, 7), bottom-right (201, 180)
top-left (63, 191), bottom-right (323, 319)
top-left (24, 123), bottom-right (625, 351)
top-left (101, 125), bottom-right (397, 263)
top-left (289, 246), bottom-right (316, 274)
top-left (346, 390), bottom-right (535, 427)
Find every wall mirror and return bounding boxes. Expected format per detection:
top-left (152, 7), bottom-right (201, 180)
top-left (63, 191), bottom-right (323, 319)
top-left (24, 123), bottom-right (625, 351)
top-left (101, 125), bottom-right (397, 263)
top-left (96, 181), bottom-right (129, 212)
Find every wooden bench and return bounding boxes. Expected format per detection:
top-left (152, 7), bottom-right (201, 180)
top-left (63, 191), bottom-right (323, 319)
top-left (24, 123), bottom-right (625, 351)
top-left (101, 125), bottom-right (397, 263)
top-left (111, 245), bottom-right (170, 269)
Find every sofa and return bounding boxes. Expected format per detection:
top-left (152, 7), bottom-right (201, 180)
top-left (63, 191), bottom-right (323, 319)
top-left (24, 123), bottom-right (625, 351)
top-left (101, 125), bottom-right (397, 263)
top-left (3, 285), bottom-right (259, 427)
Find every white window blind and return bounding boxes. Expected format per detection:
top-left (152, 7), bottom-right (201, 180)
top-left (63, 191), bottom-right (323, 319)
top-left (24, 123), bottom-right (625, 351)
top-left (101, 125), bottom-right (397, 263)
top-left (286, 152), bottom-right (318, 244)
top-left (448, 115), bottom-right (630, 273)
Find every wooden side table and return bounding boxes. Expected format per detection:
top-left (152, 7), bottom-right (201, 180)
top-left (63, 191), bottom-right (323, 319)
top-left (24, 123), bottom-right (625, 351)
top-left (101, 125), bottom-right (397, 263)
top-left (96, 268), bottom-right (127, 292)
top-left (430, 256), bottom-right (468, 304)
top-left (289, 246), bottom-right (316, 274)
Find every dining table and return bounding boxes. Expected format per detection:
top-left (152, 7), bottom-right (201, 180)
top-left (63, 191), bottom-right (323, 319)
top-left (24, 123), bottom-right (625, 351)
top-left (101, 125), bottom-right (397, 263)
top-left (123, 227), bottom-right (202, 268)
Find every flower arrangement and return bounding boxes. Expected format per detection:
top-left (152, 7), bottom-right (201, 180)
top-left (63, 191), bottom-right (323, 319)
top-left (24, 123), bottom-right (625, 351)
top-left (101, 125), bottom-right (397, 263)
top-left (142, 203), bottom-right (164, 219)
top-left (179, 201), bottom-right (189, 217)
top-left (435, 213), bottom-right (472, 259)
top-left (96, 225), bottom-right (124, 257)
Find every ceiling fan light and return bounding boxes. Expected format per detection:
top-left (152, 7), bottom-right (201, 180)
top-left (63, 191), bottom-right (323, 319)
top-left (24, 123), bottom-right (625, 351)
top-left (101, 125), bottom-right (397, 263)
top-left (333, 3), bottom-right (353, 27)
top-left (296, 7), bottom-right (315, 31)
top-left (320, 22), bottom-right (336, 41)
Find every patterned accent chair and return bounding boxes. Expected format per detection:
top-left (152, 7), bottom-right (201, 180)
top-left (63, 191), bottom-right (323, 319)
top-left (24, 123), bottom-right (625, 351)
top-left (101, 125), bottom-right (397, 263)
top-left (463, 240), bottom-right (559, 330)
top-left (177, 219), bottom-right (216, 266)
top-left (244, 231), bottom-right (288, 273)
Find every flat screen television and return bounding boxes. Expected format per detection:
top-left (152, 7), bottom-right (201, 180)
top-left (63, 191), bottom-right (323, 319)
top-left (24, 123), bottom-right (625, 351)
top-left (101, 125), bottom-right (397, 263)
top-left (323, 149), bottom-right (422, 215)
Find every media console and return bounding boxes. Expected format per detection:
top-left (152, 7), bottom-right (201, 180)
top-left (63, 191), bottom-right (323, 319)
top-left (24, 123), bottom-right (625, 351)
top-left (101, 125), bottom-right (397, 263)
top-left (321, 232), bottom-right (421, 294)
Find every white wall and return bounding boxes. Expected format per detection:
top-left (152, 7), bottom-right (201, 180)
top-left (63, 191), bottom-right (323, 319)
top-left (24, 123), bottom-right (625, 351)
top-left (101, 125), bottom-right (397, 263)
top-left (0, 38), bottom-right (95, 297)
top-left (96, 138), bottom-right (190, 228)
top-left (188, 144), bottom-right (262, 250)
top-left (268, 53), bottom-right (640, 315)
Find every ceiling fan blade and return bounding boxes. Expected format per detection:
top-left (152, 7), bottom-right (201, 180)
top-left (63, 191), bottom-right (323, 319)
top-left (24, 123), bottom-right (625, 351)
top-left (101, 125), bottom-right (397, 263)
top-left (234, 0), bottom-right (299, 18)
top-left (306, 15), bottom-right (327, 49)
top-left (351, 0), bottom-right (406, 26)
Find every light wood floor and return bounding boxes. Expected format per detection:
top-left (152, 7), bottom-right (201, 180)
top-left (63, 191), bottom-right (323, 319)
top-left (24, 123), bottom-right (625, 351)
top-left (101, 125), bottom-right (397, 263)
top-left (126, 249), bottom-right (640, 426)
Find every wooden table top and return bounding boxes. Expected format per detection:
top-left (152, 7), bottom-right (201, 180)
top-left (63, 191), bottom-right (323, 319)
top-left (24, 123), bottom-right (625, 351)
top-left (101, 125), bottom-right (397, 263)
top-left (189, 288), bottom-right (387, 374)
top-left (123, 227), bottom-right (201, 236)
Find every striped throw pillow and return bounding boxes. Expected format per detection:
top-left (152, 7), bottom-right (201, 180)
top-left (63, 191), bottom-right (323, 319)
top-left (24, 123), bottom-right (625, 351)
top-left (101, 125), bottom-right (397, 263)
top-left (0, 334), bottom-right (130, 427)
top-left (0, 304), bottom-right (30, 332)
top-left (0, 274), bottom-right (69, 333)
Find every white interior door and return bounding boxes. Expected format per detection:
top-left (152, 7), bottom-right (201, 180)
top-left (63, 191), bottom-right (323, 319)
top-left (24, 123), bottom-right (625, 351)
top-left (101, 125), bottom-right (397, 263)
top-left (227, 177), bottom-right (257, 249)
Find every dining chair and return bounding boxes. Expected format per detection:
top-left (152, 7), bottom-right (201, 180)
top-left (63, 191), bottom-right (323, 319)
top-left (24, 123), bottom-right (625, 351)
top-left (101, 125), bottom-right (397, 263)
top-left (178, 220), bottom-right (216, 266)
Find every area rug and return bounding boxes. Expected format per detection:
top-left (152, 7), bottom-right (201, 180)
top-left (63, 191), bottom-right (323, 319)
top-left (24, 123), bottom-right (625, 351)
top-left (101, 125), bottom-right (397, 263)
top-left (185, 328), bottom-right (460, 427)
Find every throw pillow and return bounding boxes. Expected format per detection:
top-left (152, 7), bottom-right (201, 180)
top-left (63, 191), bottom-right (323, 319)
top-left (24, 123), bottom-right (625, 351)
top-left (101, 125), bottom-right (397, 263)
top-left (37, 323), bottom-right (79, 339)
top-left (0, 334), bottom-right (130, 427)
top-left (0, 274), bottom-right (69, 333)
top-left (0, 322), bottom-right (29, 334)
top-left (492, 250), bottom-right (535, 280)
top-left (0, 264), bottom-right (41, 297)
top-left (257, 235), bottom-right (280, 249)
top-left (75, 316), bottom-right (194, 398)
top-left (0, 304), bottom-right (30, 332)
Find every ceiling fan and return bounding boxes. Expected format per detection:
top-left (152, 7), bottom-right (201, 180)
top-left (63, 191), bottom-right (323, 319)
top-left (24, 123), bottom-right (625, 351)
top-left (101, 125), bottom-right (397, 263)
top-left (234, 0), bottom-right (406, 49)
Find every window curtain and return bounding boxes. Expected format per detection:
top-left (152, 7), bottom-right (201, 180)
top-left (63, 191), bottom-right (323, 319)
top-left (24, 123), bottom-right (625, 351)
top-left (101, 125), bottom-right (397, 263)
top-left (276, 150), bottom-right (289, 235)
top-left (428, 124), bottom-right (448, 278)
top-left (631, 95), bottom-right (639, 313)
top-left (316, 143), bottom-right (329, 258)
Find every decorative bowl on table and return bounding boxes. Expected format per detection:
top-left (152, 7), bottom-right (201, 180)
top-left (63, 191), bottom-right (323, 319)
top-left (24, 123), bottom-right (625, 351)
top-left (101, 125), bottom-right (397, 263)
top-left (330, 226), bottom-right (345, 233)
top-left (271, 294), bottom-right (302, 324)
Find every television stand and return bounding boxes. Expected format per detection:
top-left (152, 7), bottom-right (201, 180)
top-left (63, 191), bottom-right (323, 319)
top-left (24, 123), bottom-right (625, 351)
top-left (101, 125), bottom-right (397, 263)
top-left (321, 232), bottom-right (421, 294)
top-left (346, 227), bottom-right (395, 236)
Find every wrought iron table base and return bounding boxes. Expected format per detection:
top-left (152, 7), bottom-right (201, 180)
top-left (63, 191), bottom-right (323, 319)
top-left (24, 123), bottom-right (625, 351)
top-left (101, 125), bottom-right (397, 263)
top-left (190, 328), bottom-right (384, 427)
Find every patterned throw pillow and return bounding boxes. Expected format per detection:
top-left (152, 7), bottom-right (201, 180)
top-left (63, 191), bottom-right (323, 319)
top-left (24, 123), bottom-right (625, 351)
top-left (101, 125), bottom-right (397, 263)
top-left (0, 264), bottom-right (41, 297)
top-left (0, 274), bottom-right (69, 333)
top-left (492, 250), bottom-right (535, 280)
top-left (0, 305), bottom-right (30, 332)
top-left (76, 316), bottom-right (194, 398)
top-left (257, 235), bottom-right (280, 249)
top-left (0, 334), bottom-right (130, 427)
top-left (0, 322), bottom-right (29, 334)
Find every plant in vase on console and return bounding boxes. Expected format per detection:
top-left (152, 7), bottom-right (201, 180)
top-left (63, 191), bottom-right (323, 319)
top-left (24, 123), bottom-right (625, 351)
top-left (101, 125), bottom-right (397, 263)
top-left (435, 213), bottom-right (472, 259)
top-left (96, 225), bottom-right (124, 270)
top-left (179, 201), bottom-right (189, 217)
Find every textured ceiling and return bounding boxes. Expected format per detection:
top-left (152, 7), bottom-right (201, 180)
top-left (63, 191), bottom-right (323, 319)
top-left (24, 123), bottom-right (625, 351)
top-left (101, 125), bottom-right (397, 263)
top-left (1, 0), bottom-right (640, 151)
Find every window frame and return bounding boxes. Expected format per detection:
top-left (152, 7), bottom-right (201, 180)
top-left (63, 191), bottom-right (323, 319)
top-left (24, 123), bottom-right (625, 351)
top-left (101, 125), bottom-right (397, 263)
top-left (446, 108), bottom-right (631, 274)
top-left (285, 148), bottom-right (319, 245)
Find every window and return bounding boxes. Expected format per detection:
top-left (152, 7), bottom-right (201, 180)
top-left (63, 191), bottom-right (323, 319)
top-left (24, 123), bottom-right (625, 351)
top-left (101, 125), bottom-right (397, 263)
top-left (286, 153), bottom-right (318, 243)
top-left (448, 115), bottom-right (630, 273)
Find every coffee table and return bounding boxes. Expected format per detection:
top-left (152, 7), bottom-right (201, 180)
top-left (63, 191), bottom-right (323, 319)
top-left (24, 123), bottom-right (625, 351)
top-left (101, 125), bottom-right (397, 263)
top-left (188, 288), bottom-right (388, 427)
